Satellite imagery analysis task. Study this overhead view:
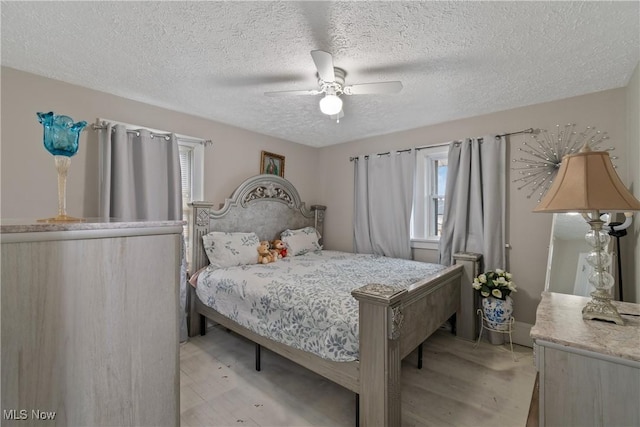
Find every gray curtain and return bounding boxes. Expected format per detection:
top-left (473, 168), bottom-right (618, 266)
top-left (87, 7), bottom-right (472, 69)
top-left (354, 150), bottom-right (415, 259)
top-left (99, 124), bottom-right (182, 221)
top-left (438, 136), bottom-right (506, 270)
top-left (98, 123), bottom-right (187, 341)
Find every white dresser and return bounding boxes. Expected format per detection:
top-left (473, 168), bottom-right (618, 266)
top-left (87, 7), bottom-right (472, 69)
top-left (531, 292), bottom-right (640, 427)
top-left (1, 219), bottom-right (183, 426)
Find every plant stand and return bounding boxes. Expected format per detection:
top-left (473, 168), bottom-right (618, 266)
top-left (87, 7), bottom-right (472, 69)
top-left (474, 309), bottom-right (517, 361)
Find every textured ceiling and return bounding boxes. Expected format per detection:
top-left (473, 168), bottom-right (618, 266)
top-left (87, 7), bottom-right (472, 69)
top-left (1, 1), bottom-right (638, 147)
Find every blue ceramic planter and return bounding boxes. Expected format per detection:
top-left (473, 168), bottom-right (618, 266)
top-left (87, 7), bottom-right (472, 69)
top-left (482, 296), bottom-right (513, 331)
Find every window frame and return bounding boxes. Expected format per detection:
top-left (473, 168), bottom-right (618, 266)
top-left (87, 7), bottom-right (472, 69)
top-left (411, 144), bottom-right (449, 248)
top-left (178, 139), bottom-right (205, 272)
top-left (177, 139), bottom-right (204, 203)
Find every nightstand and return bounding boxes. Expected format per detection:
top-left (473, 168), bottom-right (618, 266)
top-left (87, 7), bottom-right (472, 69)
top-left (530, 292), bottom-right (640, 427)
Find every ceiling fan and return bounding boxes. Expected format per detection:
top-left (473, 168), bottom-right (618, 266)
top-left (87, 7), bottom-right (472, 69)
top-left (264, 50), bottom-right (403, 121)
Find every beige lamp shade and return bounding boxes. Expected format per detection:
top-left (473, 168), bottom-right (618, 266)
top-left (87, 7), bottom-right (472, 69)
top-left (534, 146), bottom-right (640, 213)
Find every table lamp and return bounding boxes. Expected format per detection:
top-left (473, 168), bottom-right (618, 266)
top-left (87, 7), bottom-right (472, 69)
top-left (534, 144), bottom-right (640, 325)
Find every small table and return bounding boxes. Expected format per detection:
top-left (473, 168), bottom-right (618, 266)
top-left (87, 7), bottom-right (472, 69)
top-left (474, 309), bottom-right (516, 360)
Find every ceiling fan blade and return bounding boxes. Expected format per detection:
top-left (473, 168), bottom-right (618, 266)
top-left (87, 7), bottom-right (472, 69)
top-left (344, 81), bottom-right (403, 95)
top-left (264, 89), bottom-right (321, 97)
top-left (310, 50), bottom-right (335, 82)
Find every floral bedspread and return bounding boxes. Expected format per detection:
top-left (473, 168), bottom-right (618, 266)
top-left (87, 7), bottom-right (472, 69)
top-left (196, 250), bottom-right (447, 362)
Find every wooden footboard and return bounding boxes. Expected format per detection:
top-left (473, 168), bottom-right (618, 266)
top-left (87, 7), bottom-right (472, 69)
top-left (351, 252), bottom-right (481, 426)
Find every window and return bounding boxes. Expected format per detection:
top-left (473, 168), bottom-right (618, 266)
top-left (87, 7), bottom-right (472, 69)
top-left (411, 145), bottom-right (449, 243)
top-left (178, 140), bottom-right (204, 269)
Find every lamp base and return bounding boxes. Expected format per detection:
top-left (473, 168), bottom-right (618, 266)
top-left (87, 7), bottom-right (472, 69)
top-left (582, 292), bottom-right (624, 325)
top-left (37, 214), bottom-right (85, 223)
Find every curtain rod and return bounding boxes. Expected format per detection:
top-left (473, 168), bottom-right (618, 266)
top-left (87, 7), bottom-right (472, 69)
top-left (349, 128), bottom-right (537, 162)
top-left (91, 121), bottom-right (213, 146)
top-left (349, 142), bottom-right (455, 162)
top-left (495, 128), bottom-right (537, 139)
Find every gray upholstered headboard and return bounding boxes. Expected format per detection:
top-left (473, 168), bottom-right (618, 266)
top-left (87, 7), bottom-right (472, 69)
top-left (188, 174), bottom-right (326, 273)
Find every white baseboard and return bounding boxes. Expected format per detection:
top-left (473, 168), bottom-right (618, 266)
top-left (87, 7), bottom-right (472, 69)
top-left (512, 321), bottom-right (534, 348)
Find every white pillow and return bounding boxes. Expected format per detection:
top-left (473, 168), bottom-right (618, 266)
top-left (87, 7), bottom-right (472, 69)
top-left (202, 231), bottom-right (260, 268)
top-left (280, 227), bottom-right (322, 256)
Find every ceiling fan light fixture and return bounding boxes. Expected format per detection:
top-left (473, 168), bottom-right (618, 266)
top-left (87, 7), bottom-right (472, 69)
top-left (264, 50), bottom-right (403, 121)
top-left (319, 94), bottom-right (343, 116)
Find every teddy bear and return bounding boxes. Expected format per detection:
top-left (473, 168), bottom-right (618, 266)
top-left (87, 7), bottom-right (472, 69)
top-left (270, 239), bottom-right (287, 258)
top-left (257, 241), bottom-right (275, 264)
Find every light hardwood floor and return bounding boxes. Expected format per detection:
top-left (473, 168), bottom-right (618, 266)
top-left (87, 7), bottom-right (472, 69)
top-left (180, 326), bottom-right (536, 427)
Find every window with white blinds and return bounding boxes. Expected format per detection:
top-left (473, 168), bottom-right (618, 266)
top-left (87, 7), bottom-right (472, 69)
top-left (179, 145), bottom-right (193, 202)
top-left (178, 140), bottom-right (204, 271)
top-left (411, 145), bottom-right (449, 242)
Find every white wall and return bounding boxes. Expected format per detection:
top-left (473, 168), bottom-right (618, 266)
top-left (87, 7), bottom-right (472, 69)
top-left (0, 67), bottom-right (321, 220)
top-left (316, 88), bottom-right (629, 325)
top-left (624, 62), bottom-right (640, 303)
top-left (3, 66), bottom-right (636, 324)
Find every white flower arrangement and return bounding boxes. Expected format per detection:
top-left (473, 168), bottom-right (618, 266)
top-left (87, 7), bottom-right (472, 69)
top-left (472, 268), bottom-right (517, 300)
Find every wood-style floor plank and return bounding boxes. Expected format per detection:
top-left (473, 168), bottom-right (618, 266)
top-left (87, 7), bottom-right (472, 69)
top-left (180, 326), bottom-right (536, 426)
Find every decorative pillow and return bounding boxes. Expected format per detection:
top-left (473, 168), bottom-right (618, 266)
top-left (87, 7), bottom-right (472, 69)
top-left (202, 231), bottom-right (260, 268)
top-left (280, 227), bottom-right (322, 256)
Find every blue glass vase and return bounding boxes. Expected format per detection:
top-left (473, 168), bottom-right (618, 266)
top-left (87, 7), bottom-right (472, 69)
top-left (36, 112), bottom-right (87, 223)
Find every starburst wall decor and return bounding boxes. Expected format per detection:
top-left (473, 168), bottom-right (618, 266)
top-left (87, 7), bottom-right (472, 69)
top-left (512, 124), bottom-right (616, 201)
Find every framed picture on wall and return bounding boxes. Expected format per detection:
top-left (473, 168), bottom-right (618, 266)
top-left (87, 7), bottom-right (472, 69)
top-left (260, 151), bottom-right (285, 177)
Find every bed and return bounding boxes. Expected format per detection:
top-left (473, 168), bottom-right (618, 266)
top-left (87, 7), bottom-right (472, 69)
top-left (187, 174), bottom-right (481, 426)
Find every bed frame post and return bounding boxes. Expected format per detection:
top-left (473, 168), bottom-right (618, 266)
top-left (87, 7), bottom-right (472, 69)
top-left (189, 201), bottom-right (215, 271)
top-left (452, 252), bottom-right (482, 341)
top-left (311, 205), bottom-right (326, 244)
top-left (188, 201), bottom-right (215, 337)
top-left (351, 284), bottom-right (408, 427)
